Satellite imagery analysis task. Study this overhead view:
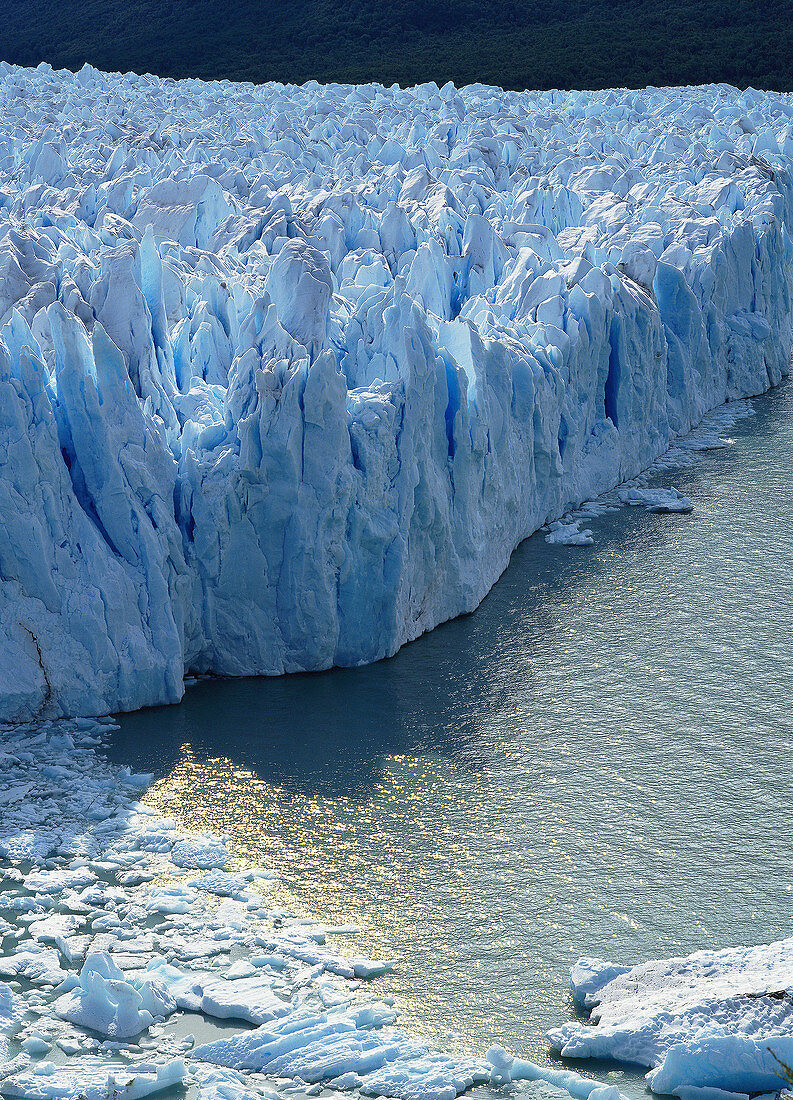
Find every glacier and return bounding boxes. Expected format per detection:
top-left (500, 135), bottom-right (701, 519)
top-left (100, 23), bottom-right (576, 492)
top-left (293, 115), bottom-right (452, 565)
top-left (0, 63), bottom-right (792, 718)
top-left (549, 943), bottom-right (793, 1099)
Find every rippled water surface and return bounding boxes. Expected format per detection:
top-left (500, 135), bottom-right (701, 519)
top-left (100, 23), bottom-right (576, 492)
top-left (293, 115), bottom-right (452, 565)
top-left (108, 382), bottom-right (793, 1089)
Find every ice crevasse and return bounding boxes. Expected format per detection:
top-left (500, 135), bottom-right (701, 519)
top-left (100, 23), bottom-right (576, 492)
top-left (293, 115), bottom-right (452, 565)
top-left (1, 63), bottom-right (792, 720)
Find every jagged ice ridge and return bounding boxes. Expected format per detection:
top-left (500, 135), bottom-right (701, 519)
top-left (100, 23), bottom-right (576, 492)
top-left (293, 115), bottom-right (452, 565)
top-left (1, 63), bottom-right (792, 719)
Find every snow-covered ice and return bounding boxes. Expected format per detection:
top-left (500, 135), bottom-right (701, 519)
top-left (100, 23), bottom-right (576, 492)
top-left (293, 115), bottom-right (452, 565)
top-left (0, 65), bottom-right (791, 718)
top-left (549, 939), bottom-right (793, 1098)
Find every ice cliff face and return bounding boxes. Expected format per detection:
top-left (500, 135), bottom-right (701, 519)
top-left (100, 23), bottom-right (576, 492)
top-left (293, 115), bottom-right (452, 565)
top-left (1, 63), bottom-right (792, 720)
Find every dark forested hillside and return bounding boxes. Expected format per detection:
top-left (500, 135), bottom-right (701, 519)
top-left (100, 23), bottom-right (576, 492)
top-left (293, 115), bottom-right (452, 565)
top-left (0, 0), bottom-right (790, 91)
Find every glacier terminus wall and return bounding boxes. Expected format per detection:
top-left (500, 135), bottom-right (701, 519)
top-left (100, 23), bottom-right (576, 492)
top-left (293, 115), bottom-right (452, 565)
top-left (0, 63), bottom-right (792, 720)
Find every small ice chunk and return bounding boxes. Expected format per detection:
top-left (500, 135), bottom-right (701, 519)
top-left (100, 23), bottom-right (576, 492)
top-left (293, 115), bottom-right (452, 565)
top-left (617, 486), bottom-right (693, 513)
top-left (191, 870), bottom-right (250, 897)
top-left (0, 948), bottom-right (68, 987)
top-left (145, 885), bottom-right (196, 914)
top-left (256, 931), bottom-right (392, 980)
top-left (170, 836), bottom-right (230, 870)
top-left (24, 868), bottom-right (97, 894)
top-left (545, 520), bottom-right (595, 546)
top-left (54, 952), bottom-right (177, 1038)
top-left (200, 974), bottom-right (293, 1025)
top-left (144, 958), bottom-right (291, 1025)
top-left (21, 1034), bottom-right (51, 1055)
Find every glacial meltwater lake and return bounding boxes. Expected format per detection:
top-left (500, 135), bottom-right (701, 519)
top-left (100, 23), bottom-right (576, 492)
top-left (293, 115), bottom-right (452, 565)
top-left (107, 380), bottom-right (793, 1094)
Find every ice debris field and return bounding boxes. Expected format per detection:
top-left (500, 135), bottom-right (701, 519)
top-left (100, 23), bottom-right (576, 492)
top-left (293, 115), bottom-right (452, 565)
top-left (3, 717), bottom-right (793, 1100)
top-left (1, 64), bottom-right (793, 719)
top-left (0, 714), bottom-right (637, 1100)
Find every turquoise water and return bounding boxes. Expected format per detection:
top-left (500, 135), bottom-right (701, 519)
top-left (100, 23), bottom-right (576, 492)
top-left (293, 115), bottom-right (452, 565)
top-left (109, 381), bottom-right (793, 1091)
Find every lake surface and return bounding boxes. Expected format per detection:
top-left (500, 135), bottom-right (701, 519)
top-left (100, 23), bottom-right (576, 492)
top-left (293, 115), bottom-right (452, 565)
top-left (108, 381), bottom-right (793, 1093)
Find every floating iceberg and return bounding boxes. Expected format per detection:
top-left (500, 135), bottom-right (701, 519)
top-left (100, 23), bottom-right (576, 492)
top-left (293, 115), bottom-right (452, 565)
top-left (544, 520), bottom-right (595, 545)
top-left (549, 940), bottom-right (793, 1098)
top-left (0, 66), bottom-right (791, 719)
top-left (54, 952), bottom-right (177, 1038)
top-left (616, 485), bottom-right (693, 512)
top-left (0, 1059), bottom-right (187, 1100)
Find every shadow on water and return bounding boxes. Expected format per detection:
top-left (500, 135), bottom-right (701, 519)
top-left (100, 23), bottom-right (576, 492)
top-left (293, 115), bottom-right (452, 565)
top-left (105, 385), bottom-right (772, 797)
top-left (107, 515), bottom-right (667, 792)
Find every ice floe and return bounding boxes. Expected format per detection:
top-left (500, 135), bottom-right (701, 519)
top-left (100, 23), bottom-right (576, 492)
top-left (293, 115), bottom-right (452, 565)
top-left (544, 521), bottom-right (595, 546)
top-left (0, 1058), bottom-right (187, 1100)
top-left (169, 836), bottom-right (231, 870)
top-left (616, 486), bottom-right (693, 512)
top-left (54, 953), bottom-right (177, 1038)
top-left (549, 939), bottom-right (793, 1098)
